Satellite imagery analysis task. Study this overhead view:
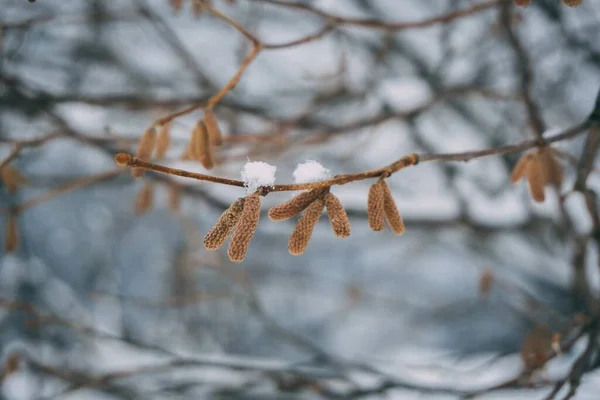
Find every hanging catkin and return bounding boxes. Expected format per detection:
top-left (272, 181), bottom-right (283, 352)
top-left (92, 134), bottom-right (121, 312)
top-left (204, 198), bottom-right (245, 250)
top-left (228, 194), bottom-right (261, 262)
top-left (288, 199), bottom-right (324, 255)
top-left (323, 193), bottom-right (350, 238)
top-left (368, 181), bottom-right (385, 231)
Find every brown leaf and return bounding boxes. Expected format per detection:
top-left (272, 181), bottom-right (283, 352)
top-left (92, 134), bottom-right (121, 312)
top-left (510, 152), bottom-right (531, 183)
top-left (526, 156), bottom-right (545, 202)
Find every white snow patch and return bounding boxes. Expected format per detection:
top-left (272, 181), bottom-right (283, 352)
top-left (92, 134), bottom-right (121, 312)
top-left (241, 161), bottom-right (277, 194)
top-left (293, 160), bottom-right (331, 183)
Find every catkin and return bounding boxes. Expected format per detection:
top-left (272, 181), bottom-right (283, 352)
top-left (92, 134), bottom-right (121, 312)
top-left (204, 198), bottom-right (245, 250)
top-left (368, 181), bottom-right (385, 231)
top-left (538, 147), bottom-right (563, 187)
top-left (323, 193), bottom-right (350, 238)
top-left (192, 121), bottom-right (214, 169)
top-left (1, 166), bottom-right (28, 194)
top-left (381, 180), bottom-right (405, 235)
top-left (155, 123), bottom-right (171, 160)
top-left (135, 183), bottom-right (154, 214)
top-left (563, 0), bottom-right (582, 6)
top-left (169, 0), bottom-right (183, 12)
top-left (510, 153), bottom-right (531, 183)
top-left (521, 325), bottom-right (552, 371)
top-left (132, 127), bottom-right (157, 178)
top-left (268, 189), bottom-right (323, 221)
top-left (228, 194), bottom-right (261, 262)
top-left (525, 156), bottom-right (545, 202)
top-left (4, 213), bottom-right (18, 253)
top-left (168, 184), bottom-right (180, 213)
top-left (288, 199), bottom-right (324, 255)
top-left (203, 108), bottom-right (223, 146)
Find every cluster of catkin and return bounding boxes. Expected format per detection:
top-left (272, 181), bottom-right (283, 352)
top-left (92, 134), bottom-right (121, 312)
top-left (514, 0), bottom-right (582, 6)
top-left (268, 188), bottom-right (351, 256)
top-left (1, 165), bottom-right (28, 253)
top-left (181, 108), bottom-right (222, 169)
top-left (367, 178), bottom-right (405, 235)
top-left (510, 146), bottom-right (563, 203)
top-left (204, 193), bottom-right (260, 262)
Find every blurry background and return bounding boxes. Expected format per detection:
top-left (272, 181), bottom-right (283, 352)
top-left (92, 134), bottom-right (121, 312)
top-left (1, 0), bottom-right (600, 398)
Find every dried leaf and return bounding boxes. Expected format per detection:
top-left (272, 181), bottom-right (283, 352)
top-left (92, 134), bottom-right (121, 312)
top-left (288, 199), bottom-right (324, 255)
top-left (228, 194), bottom-right (261, 262)
top-left (323, 193), bottom-right (350, 238)
top-left (368, 181), bottom-right (385, 231)
top-left (204, 198), bottom-right (245, 250)
top-left (563, 0), bottom-right (582, 6)
top-left (381, 180), bottom-right (405, 235)
top-left (268, 189), bottom-right (324, 221)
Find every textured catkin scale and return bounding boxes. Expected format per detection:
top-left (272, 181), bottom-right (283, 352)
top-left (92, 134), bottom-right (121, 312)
top-left (381, 180), bottom-right (405, 235)
top-left (323, 193), bottom-right (350, 238)
top-left (203, 108), bottom-right (223, 146)
top-left (4, 213), bottom-right (19, 253)
top-left (525, 156), bottom-right (545, 202)
top-left (135, 183), bottom-right (154, 214)
top-left (132, 127), bottom-right (157, 178)
top-left (155, 123), bottom-right (171, 160)
top-left (228, 194), bottom-right (261, 262)
top-left (510, 152), bottom-right (531, 183)
top-left (521, 325), bottom-right (552, 371)
top-left (563, 0), bottom-right (582, 6)
top-left (288, 199), bottom-right (325, 256)
top-left (193, 121), bottom-right (214, 169)
top-left (204, 197), bottom-right (246, 250)
top-left (268, 189), bottom-right (323, 221)
top-left (538, 147), bottom-right (563, 187)
top-left (368, 181), bottom-right (385, 231)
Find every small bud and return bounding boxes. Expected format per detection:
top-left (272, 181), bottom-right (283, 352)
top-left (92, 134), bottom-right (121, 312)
top-left (135, 183), bottom-right (154, 214)
top-left (133, 127), bottom-right (157, 178)
top-left (368, 181), bottom-right (385, 231)
top-left (381, 180), bottom-right (405, 235)
top-left (204, 198), bottom-right (245, 250)
top-left (323, 193), bottom-right (350, 238)
top-left (268, 189), bottom-right (324, 221)
top-left (288, 199), bottom-right (324, 255)
top-left (228, 194), bottom-right (261, 262)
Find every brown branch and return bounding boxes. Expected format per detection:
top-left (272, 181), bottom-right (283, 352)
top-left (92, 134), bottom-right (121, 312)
top-left (250, 0), bottom-right (504, 31)
top-left (114, 120), bottom-right (591, 193)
